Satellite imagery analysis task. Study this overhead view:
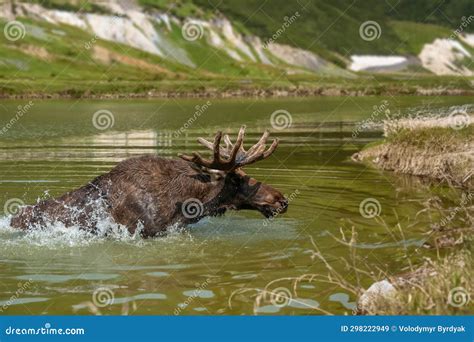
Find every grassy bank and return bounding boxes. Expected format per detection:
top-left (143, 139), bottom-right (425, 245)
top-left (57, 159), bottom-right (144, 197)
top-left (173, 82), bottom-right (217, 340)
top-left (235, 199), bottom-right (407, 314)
top-left (2, 75), bottom-right (474, 99)
top-left (353, 121), bottom-right (474, 188)
top-left (361, 246), bottom-right (473, 315)
top-left (352, 116), bottom-right (473, 314)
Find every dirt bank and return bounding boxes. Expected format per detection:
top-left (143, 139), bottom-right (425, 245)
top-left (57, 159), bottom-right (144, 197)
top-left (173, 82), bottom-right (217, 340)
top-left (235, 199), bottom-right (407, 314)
top-left (353, 117), bottom-right (473, 315)
top-left (0, 86), bottom-right (473, 100)
top-left (352, 123), bottom-right (474, 189)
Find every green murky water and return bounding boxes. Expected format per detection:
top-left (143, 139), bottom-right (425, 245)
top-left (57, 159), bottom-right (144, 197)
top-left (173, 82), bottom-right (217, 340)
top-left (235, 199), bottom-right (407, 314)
top-left (0, 96), bottom-right (469, 315)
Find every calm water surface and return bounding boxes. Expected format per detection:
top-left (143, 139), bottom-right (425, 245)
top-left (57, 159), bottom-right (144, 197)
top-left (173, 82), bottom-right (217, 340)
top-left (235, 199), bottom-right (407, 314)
top-left (0, 96), bottom-right (469, 315)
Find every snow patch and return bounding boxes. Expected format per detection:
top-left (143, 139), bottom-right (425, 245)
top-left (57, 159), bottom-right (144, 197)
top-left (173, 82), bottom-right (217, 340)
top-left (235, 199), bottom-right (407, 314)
top-left (349, 55), bottom-right (407, 72)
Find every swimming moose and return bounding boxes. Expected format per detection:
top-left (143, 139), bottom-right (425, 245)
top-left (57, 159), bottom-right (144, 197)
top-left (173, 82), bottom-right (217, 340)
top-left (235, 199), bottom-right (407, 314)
top-left (10, 126), bottom-right (288, 237)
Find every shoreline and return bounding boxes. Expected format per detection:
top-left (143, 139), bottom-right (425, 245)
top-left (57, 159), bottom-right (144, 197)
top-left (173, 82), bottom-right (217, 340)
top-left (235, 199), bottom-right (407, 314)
top-left (353, 121), bottom-right (473, 315)
top-left (1, 87), bottom-right (473, 100)
top-left (352, 127), bottom-right (473, 189)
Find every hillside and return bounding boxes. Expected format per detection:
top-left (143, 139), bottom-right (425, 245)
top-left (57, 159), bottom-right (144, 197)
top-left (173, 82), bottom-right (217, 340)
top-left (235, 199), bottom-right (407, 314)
top-left (0, 0), bottom-right (473, 98)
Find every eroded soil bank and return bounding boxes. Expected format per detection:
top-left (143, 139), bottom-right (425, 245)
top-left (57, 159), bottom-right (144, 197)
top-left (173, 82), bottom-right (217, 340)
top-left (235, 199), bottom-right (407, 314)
top-left (352, 118), bottom-right (473, 315)
top-left (352, 124), bottom-right (473, 189)
top-left (1, 87), bottom-right (473, 100)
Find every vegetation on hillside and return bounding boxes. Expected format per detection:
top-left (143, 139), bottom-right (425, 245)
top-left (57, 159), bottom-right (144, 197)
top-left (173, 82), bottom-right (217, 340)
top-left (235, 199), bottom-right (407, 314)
top-left (1, 0), bottom-right (473, 97)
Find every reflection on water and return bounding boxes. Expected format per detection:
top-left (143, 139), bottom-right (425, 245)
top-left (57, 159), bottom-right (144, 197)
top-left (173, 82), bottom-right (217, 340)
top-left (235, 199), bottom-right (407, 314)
top-left (0, 96), bottom-right (469, 315)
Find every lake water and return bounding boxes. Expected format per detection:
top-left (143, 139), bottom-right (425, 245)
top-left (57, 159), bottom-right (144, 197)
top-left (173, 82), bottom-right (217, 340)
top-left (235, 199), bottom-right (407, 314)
top-left (0, 96), bottom-right (469, 315)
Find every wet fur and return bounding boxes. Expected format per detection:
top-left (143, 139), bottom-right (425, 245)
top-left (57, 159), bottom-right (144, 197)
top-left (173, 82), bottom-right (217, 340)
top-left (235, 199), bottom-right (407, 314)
top-left (10, 155), bottom-right (279, 237)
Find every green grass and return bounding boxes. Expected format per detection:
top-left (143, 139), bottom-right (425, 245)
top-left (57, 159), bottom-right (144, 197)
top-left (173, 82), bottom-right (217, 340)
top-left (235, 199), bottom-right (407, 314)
top-left (387, 125), bottom-right (474, 152)
top-left (193, 0), bottom-right (399, 58)
top-left (386, 0), bottom-right (474, 32)
top-left (390, 20), bottom-right (454, 54)
top-left (1, 6), bottom-right (474, 97)
top-left (374, 247), bottom-right (473, 315)
top-left (139, 0), bottom-right (209, 18)
top-left (27, 0), bottom-right (111, 14)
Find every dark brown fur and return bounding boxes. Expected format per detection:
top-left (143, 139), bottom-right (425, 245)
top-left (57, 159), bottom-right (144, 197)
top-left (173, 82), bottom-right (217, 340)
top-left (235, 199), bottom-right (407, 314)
top-left (10, 155), bottom-right (288, 237)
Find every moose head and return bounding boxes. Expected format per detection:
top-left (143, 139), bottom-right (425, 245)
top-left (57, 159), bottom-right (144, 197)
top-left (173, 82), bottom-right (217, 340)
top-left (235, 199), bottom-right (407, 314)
top-left (179, 126), bottom-right (289, 219)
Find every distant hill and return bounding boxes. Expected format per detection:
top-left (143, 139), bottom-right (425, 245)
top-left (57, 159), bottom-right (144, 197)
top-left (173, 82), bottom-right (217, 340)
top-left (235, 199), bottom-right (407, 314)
top-left (0, 0), bottom-right (473, 97)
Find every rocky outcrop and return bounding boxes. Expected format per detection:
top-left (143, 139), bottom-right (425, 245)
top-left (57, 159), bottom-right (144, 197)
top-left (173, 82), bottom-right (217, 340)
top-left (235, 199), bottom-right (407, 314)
top-left (2, 1), bottom-right (336, 75)
top-left (419, 38), bottom-right (473, 76)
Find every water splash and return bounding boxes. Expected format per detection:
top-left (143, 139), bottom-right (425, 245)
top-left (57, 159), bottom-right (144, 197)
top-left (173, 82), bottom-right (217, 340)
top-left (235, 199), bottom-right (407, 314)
top-left (0, 215), bottom-right (146, 249)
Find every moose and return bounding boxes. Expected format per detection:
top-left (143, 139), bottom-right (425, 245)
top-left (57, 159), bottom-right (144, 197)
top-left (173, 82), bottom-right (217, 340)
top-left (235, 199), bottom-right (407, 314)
top-left (10, 126), bottom-right (288, 237)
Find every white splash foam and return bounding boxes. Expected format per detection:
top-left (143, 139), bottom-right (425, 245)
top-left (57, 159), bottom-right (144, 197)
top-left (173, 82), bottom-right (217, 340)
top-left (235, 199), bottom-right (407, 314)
top-left (0, 215), bottom-right (145, 248)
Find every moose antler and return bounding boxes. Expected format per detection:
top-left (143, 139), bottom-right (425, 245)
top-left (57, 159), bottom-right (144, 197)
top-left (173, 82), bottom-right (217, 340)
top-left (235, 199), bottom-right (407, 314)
top-left (179, 126), bottom-right (279, 172)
